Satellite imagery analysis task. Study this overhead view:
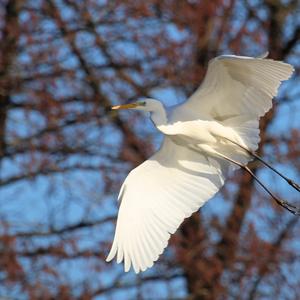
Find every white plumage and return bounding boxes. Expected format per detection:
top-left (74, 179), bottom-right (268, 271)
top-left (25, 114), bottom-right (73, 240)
top-left (107, 54), bottom-right (294, 273)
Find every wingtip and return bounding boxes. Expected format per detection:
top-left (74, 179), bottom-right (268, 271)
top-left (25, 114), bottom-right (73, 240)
top-left (280, 62), bottom-right (295, 80)
top-left (124, 264), bottom-right (131, 272)
top-left (257, 51), bottom-right (269, 59)
top-left (106, 254), bottom-right (113, 262)
top-left (106, 246), bottom-right (117, 262)
top-left (123, 267), bottom-right (140, 274)
top-left (288, 64), bottom-right (295, 76)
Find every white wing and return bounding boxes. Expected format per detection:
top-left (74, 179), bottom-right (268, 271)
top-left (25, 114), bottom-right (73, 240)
top-left (174, 55), bottom-right (294, 120)
top-left (106, 137), bottom-right (227, 273)
top-left (172, 55), bottom-right (293, 150)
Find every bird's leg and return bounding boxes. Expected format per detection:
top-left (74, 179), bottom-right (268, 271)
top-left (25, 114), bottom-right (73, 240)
top-left (187, 144), bottom-right (300, 215)
top-left (223, 138), bottom-right (300, 193)
top-left (214, 150), bottom-right (300, 216)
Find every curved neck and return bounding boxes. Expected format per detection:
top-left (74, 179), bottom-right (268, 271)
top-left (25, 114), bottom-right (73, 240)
top-left (150, 105), bottom-right (168, 127)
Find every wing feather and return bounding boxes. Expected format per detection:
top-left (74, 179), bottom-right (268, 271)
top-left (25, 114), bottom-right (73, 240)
top-left (107, 55), bottom-right (294, 273)
top-left (106, 137), bottom-right (226, 273)
top-left (172, 55), bottom-right (294, 151)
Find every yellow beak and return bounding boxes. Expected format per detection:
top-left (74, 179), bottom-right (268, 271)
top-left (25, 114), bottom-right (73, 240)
top-left (111, 103), bottom-right (139, 110)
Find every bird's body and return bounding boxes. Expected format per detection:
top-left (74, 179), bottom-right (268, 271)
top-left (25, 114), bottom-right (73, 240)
top-left (107, 54), bottom-right (294, 273)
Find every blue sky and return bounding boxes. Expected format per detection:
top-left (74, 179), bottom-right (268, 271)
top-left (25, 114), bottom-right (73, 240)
top-left (1, 1), bottom-right (300, 299)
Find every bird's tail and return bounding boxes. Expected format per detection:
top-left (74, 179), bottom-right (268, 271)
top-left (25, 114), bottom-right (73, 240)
top-left (221, 115), bottom-right (261, 152)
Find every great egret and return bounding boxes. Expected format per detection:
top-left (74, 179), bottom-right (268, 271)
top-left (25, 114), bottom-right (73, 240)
top-left (107, 54), bottom-right (298, 274)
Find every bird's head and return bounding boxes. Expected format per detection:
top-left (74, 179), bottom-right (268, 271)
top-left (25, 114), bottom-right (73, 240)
top-left (111, 98), bottom-right (163, 113)
top-left (111, 98), bottom-right (167, 127)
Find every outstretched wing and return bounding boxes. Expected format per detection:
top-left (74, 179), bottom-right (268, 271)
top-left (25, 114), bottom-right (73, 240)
top-left (171, 55), bottom-right (293, 152)
top-left (173, 55), bottom-right (294, 121)
top-left (106, 137), bottom-right (227, 273)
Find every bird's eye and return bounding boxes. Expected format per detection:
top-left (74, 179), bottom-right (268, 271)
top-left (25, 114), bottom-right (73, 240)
top-left (138, 101), bottom-right (146, 106)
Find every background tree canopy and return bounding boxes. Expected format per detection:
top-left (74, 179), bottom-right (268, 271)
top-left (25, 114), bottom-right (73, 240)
top-left (0, 0), bottom-right (299, 299)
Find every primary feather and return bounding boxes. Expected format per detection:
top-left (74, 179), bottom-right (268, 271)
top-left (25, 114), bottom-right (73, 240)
top-left (174, 55), bottom-right (293, 120)
top-left (107, 54), bottom-right (294, 273)
top-left (106, 137), bottom-right (226, 273)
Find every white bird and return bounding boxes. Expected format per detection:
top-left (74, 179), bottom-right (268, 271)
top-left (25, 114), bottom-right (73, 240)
top-left (106, 54), bottom-right (295, 273)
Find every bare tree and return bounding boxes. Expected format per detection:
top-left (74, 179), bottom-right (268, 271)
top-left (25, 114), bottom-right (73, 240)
top-left (0, 0), bottom-right (299, 299)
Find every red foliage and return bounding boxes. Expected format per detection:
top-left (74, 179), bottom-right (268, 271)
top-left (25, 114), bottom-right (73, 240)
top-left (0, 0), bottom-right (299, 299)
